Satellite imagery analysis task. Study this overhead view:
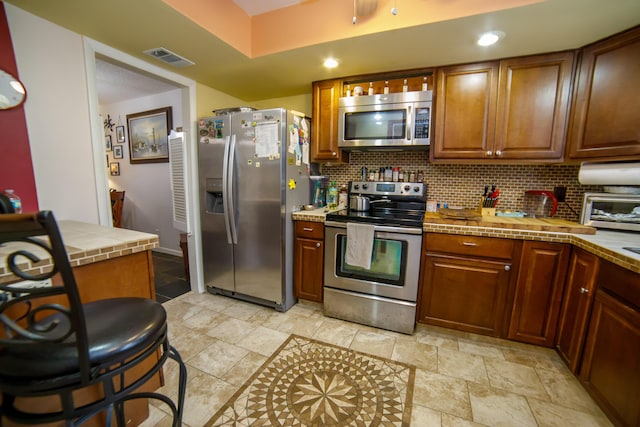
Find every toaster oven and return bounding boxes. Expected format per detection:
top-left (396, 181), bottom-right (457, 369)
top-left (581, 192), bottom-right (640, 232)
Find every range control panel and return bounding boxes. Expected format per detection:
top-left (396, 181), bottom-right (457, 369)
top-left (349, 181), bottom-right (426, 199)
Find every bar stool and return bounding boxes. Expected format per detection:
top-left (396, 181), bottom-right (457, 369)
top-left (0, 211), bottom-right (186, 426)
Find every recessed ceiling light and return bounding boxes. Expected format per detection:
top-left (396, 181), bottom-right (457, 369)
top-left (323, 58), bottom-right (339, 68)
top-left (477, 31), bottom-right (505, 46)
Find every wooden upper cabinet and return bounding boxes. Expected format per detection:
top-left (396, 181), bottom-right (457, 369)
top-left (433, 62), bottom-right (499, 159)
top-left (311, 79), bottom-right (347, 163)
top-left (433, 52), bottom-right (574, 161)
top-left (567, 26), bottom-right (640, 160)
top-left (495, 52), bottom-right (574, 160)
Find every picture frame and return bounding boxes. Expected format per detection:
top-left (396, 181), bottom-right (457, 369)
top-left (109, 162), bottom-right (120, 176)
top-left (105, 134), bottom-right (112, 151)
top-left (115, 125), bottom-right (125, 143)
top-left (126, 106), bottom-right (172, 164)
top-left (113, 145), bottom-right (123, 159)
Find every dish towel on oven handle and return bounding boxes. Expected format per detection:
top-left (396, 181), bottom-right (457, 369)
top-left (345, 222), bottom-right (375, 270)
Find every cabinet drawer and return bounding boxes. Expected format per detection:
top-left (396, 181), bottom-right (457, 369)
top-left (425, 233), bottom-right (514, 260)
top-left (597, 259), bottom-right (640, 310)
top-left (295, 221), bottom-right (324, 239)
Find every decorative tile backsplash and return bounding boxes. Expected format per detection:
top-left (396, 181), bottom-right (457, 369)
top-left (320, 151), bottom-right (602, 221)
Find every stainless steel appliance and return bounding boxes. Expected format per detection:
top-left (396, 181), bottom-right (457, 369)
top-left (581, 192), bottom-right (640, 232)
top-left (324, 181), bottom-right (427, 334)
top-left (338, 91), bottom-right (432, 150)
top-left (198, 109), bottom-right (311, 311)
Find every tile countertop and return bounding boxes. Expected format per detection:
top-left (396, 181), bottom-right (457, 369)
top-left (0, 220), bottom-right (159, 284)
top-left (291, 210), bottom-right (640, 274)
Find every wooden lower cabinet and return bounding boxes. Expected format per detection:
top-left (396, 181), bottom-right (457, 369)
top-left (417, 233), bottom-right (516, 337)
top-left (507, 241), bottom-right (569, 347)
top-left (579, 260), bottom-right (640, 427)
top-left (555, 247), bottom-right (600, 373)
top-left (293, 221), bottom-right (324, 302)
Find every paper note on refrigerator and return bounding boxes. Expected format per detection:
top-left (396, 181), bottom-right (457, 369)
top-left (255, 122), bottom-right (279, 158)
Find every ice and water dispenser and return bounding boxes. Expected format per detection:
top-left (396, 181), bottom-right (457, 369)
top-left (204, 178), bottom-right (225, 214)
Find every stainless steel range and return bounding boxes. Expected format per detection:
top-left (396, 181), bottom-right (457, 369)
top-left (324, 181), bottom-right (426, 334)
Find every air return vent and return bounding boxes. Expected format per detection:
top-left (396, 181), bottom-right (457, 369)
top-left (143, 47), bottom-right (195, 68)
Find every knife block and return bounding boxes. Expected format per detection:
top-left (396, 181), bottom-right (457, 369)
top-left (479, 199), bottom-right (496, 217)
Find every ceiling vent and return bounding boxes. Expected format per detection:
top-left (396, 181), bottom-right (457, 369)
top-left (143, 48), bottom-right (195, 68)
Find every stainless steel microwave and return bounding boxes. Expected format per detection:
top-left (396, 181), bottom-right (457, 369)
top-left (581, 192), bottom-right (640, 232)
top-left (338, 90), bottom-right (432, 150)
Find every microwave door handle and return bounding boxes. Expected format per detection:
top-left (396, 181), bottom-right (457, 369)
top-left (406, 105), bottom-right (412, 141)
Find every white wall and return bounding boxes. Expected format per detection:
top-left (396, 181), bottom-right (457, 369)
top-left (6, 4), bottom-right (99, 222)
top-left (101, 90), bottom-right (183, 253)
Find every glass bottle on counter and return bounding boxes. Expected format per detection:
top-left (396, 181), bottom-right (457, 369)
top-left (402, 79), bottom-right (408, 92)
top-left (392, 167), bottom-right (399, 182)
top-left (327, 181), bottom-right (338, 209)
top-left (3, 189), bottom-right (22, 213)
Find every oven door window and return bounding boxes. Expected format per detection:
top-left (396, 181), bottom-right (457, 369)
top-left (343, 109), bottom-right (406, 141)
top-left (336, 234), bottom-right (407, 286)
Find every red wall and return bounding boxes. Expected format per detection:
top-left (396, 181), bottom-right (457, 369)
top-left (0, 2), bottom-right (38, 212)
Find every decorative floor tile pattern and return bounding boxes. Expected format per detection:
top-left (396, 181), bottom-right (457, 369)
top-left (205, 335), bottom-right (415, 426)
top-left (144, 292), bottom-right (615, 427)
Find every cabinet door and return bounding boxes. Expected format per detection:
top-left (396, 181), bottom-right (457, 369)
top-left (432, 62), bottom-right (499, 159)
top-left (580, 290), bottom-right (640, 427)
top-left (507, 241), bottom-right (569, 347)
top-left (418, 253), bottom-right (511, 336)
top-left (495, 52), bottom-right (574, 160)
top-left (556, 248), bottom-right (599, 373)
top-left (311, 79), bottom-right (346, 162)
top-left (568, 27), bottom-right (640, 160)
top-left (294, 230), bottom-right (324, 303)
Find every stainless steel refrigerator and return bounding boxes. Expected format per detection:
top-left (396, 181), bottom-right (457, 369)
top-left (198, 109), bottom-right (311, 311)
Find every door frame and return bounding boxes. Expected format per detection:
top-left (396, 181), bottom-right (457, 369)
top-left (82, 37), bottom-right (204, 293)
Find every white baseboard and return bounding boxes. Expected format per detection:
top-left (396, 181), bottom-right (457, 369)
top-left (152, 247), bottom-right (183, 257)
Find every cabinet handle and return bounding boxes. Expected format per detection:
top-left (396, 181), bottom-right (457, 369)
top-left (462, 242), bottom-right (478, 246)
top-left (332, 151), bottom-right (337, 156)
top-left (303, 227), bottom-right (314, 232)
top-left (579, 287), bottom-right (589, 294)
top-left (504, 265), bottom-right (511, 271)
top-left (495, 150), bottom-right (502, 156)
top-left (486, 150), bottom-right (493, 156)
top-left (316, 242), bottom-right (321, 248)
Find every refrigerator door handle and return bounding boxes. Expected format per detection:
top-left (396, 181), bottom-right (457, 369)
top-left (221, 135), bottom-right (233, 245)
top-left (227, 134), bottom-right (238, 245)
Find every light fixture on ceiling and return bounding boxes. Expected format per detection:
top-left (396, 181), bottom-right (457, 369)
top-left (477, 31), bottom-right (505, 46)
top-left (352, 0), bottom-right (378, 24)
top-left (323, 58), bottom-right (339, 68)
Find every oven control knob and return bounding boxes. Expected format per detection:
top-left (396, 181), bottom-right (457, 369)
top-left (414, 186), bottom-right (421, 192)
top-left (362, 184), bottom-right (368, 189)
top-left (404, 185), bottom-right (411, 192)
top-left (353, 184), bottom-right (360, 190)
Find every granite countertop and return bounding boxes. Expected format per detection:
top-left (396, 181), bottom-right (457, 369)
top-left (291, 210), bottom-right (640, 273)
top-left (0, 220), bottom-right (159, 283)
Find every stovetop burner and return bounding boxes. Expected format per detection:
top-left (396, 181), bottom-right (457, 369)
top-left (325, 181), bottom-right (427, 228)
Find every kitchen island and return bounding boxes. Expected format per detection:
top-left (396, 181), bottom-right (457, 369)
top-left (0, 220), bottom-right (160, 427)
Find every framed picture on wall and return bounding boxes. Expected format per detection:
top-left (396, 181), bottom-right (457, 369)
top-left (109, 162), bottom-right (120, 176)
top-left (113, 145), bottom-right (123, 159)
top-left (126, 106), bottom-right (172, 164)
top-left (105, 134), bottom-right (112, 151)
top-left (115, 126), bottom-right (126, 143)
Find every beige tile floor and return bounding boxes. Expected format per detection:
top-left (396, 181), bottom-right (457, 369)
top-left (142, 292), bottom-right (613, 427)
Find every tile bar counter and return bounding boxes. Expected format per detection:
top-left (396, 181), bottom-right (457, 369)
top-left (0, 220), bottom-right (159, 284)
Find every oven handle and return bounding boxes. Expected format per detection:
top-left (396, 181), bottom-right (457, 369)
top-left (324, 221), bottom-right (423, 235)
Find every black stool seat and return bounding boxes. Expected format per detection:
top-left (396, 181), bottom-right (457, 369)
top-left (0, 211), bottom-right (186, 426)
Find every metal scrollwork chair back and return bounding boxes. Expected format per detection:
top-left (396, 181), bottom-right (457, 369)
top-left (0, 211), bottom-right (186, 426)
